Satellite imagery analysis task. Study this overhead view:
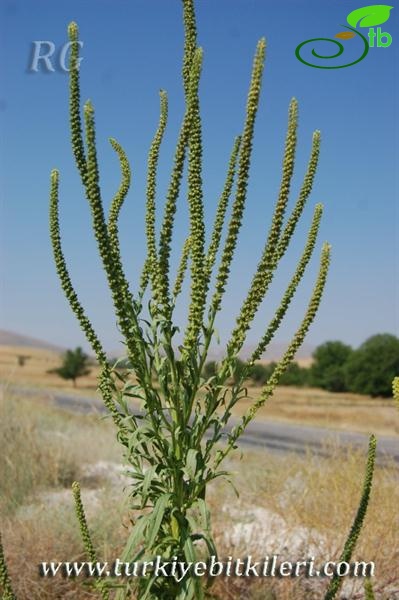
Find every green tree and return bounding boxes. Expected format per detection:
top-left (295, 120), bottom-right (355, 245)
top-left (279, 361), bottom-right (309, 386)
top-left (17, 355), bottom-right (30, 367)
top-left (248, 362), bottom-right (271, 385)
top-left (310, 341), bottom-right (353, 392)
top-left (50, 347), bottom-right (91, 388)
top-left (345, 334), bottom-right (399, 397)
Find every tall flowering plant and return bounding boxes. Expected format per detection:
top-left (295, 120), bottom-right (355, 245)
top-left (45, 1), bottom-right (375, 599)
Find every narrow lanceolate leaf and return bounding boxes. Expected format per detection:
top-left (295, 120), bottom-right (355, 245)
top-left (324, 435), bottom-right (377, 600)
top-left (108, 138), bottom-right (131, 258)
top-left (226, 98), bottom-right (299, 355)
top-left (251, 203), bottom-right (323, 361)
top-left (72, 482), bottom-right (110, 600)
top-left (216, 242), bottom-right (330, 465)
top-left (0, 533), bottom-right (16, 600)
top-left (212, 38), bottom-right (266, 314)
top-left (147, 494), bottom-right (171, 547)
top-left (119, 515), bottom-right (150, 564)
top-left (144, 90), bottom-right (168, 304)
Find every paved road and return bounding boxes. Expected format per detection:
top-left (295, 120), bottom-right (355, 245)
top-left (4, 384), bottom-right (399, 465)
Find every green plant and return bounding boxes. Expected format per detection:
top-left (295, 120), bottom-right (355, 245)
top-left (310, 340), bottom-right (353, 392)
top-left (47, 1), bottom-right (332, 597)
top-left (393, 376), bottom-right (399, 408)
top-left (323, 434), bottom-right (377, 600)
top-left (345, 334), bottom-right (399, 397)
top-left (232, 357), bottom-right (248, 385)
top-left (0, 2), bottom-right (380, 599)
top-left (49, 346), bottom-right (91, 387)
top-left (364, 577), bottom-right (375, 600)
top-left (0, 533), bottom-right (16, 600)
top-left (202, 361), bottom-right (217, 380)
top-left (278, 361), bottom-right (309, 386)
top-left (249, 362), bottom-right (270, 385)
top-left (16, 355), bottom-right (30, 367)
top-left (72, 482), bottom-right (110, 600)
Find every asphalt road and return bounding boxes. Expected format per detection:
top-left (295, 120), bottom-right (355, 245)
top-left (5, 384), bottom-right (399, 465)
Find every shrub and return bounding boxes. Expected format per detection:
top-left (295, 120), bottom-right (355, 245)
top-left (248, 362), bottom-right (271, 385)
top-left (202, 360), bottom-right (217, 379)
top-left (310, 340), bottom-right (353, 392)
top-left (278, 361), bottom-right (309, 386)
top-left (345, 334), bottom-right (399, 397)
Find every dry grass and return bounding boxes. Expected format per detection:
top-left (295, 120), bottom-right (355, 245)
top-left (209, 445), bottom-right (399, 599)
top-left (2, 489), bottom-right (129, 599)
top-left (0, 388), bottom-right (121, 515)
top-left (231, 385), bottom-right (399, 437)
top-left (0, 388), bottom-right (126, 598)
top-left (1, 389), bottom-right (398, 599)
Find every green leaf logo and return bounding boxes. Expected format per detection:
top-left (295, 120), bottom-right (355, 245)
top-left (347, 5), bottom-right (393, 28)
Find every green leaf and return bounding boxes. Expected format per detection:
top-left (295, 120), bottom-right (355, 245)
top-left (140, 574), bottom-right (158, 600)
top-left (183, 537), bottom-right (204, 599)
top-left (347, 5), bottom-right (393, 28)
top-left (147, 493), bottom-right (171, 547)
top-left (194, 498), bottom-right (211, 530)
top-left (120, 516), bottom-right (149, 562)
top-left (184, 449), bottom-right (198, 480)
top-left (141, 465), bottom-right (158, 506)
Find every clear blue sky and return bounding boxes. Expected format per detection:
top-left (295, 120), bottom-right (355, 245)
top-left (1, 0), bottom-right (398, 354)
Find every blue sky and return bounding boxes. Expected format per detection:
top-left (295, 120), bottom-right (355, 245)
top-left (1, 0), bottom-right (398, 354)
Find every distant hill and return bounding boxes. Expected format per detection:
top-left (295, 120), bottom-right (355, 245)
top-left (2, 329), bottom-right (313, 364)
top-left (0, 330), bottom-right (65, 353)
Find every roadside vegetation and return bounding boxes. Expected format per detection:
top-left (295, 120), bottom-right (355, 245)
top-left (203, 333), bottom-right (399, 398)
